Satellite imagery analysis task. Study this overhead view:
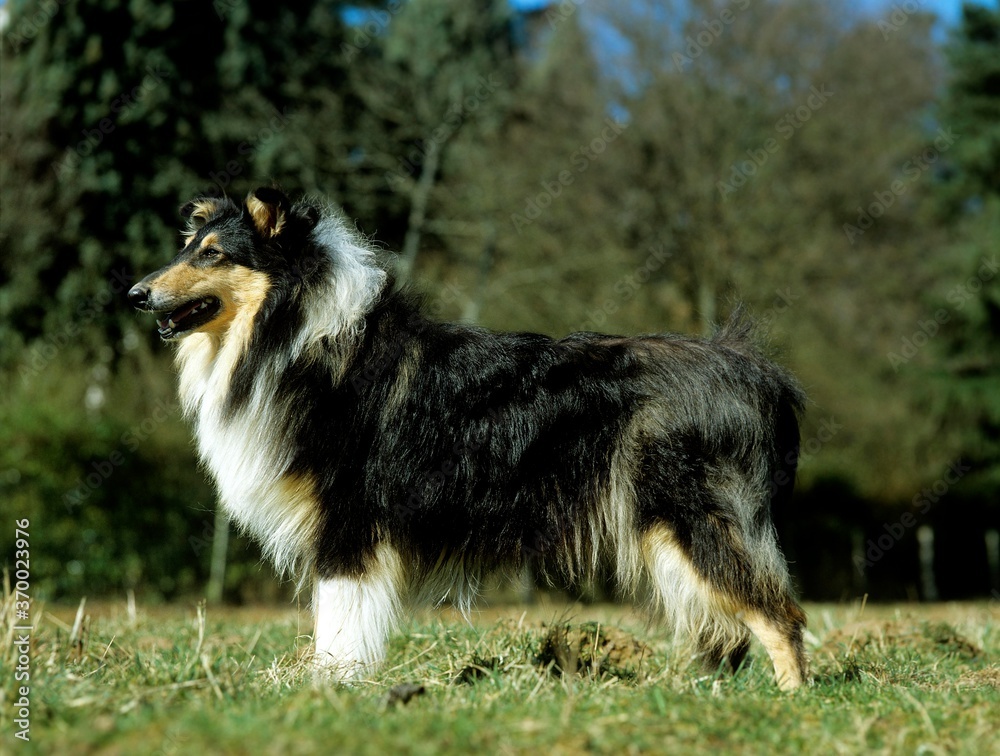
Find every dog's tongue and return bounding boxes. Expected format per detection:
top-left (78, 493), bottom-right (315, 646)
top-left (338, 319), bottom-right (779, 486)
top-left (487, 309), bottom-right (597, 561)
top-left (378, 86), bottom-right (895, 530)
top-left (156, 301), bottom-right (202, 329)
top-left (172, 301), bottom-right (203, 322)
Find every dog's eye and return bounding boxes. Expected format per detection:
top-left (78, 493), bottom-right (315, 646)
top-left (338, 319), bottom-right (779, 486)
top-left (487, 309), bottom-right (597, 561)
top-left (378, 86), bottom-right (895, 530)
top-left (201, 247), bottom-right (222, 257)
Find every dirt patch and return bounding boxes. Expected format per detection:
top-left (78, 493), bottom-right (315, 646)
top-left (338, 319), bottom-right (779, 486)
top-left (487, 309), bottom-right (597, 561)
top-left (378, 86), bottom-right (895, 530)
top-left (820, 620), bottom-right (982, 661)
top-left (536, 622), bottom-right (651, 680)
top-left (956, 667), bottom-right (1000, 689)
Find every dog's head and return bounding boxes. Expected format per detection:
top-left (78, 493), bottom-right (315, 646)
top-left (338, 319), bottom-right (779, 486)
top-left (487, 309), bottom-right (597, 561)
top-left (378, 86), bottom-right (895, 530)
top-left (129, 187), bottom-right (319, 340)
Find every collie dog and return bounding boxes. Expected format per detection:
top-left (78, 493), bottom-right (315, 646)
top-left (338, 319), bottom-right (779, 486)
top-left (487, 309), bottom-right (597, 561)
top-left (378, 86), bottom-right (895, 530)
top-left (129, 187), bottom-right (808, 690)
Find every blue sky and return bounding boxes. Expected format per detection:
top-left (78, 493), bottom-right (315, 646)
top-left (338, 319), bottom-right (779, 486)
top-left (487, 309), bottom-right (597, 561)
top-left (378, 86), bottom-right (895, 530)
top-left (846, 0), bottom-right (991, 25)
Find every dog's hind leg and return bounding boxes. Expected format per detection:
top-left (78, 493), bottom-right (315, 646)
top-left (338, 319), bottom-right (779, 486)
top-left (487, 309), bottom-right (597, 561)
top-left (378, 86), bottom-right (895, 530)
top-left (739, 602), bottom-right (808, 691)
top-left (641, 526), bottom-right (753, 679)
top-left (715, 503), bottom-right (809, 691)
top-left (641, 523), bottom-right (807, 691)
top-left (312, 543), bottom-right (404, 681)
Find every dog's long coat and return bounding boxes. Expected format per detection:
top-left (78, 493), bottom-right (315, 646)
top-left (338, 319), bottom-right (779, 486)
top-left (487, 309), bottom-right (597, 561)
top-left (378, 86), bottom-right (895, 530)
top-left (129, 188), bottom-right (809, 690)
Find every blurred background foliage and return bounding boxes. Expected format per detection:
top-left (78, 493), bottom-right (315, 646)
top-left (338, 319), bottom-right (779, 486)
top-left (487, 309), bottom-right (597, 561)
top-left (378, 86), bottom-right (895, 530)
top-left (0, 0), bottom-right (997, 603)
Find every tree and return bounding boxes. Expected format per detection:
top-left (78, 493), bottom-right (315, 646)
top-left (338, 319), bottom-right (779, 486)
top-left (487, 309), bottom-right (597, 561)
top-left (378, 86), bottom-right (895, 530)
top-left (929, 3), bottom-right (1000, 499)
top-left (441, 6), bottom-right (624, 333)
top-left (335, 0), bottom-right (519, 282)
top-left (586, 0), bottom-right (947, 502)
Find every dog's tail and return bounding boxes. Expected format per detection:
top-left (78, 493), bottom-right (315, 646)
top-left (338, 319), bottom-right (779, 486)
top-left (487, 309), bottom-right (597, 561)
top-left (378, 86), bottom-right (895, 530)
top-left (711, 304), bottom-right (806, 407)
top-left (712, 304), bottom-right (805, 510)
top-left (711, 303), bottom-right (755, 347)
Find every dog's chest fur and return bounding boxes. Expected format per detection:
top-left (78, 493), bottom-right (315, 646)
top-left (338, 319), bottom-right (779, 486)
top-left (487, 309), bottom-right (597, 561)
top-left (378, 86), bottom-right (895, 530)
top-left (175, 334), bottom-right (319, 577)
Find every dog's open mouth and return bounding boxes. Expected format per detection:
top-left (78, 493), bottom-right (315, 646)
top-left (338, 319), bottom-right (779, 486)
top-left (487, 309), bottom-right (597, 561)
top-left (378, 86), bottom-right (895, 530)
top-left (155, 297), bottom-right (221, 339)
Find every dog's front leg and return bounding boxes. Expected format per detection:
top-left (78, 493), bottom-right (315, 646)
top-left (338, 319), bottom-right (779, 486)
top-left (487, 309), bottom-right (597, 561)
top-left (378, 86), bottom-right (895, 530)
top-left (312, 548), bottom-right (403, 681)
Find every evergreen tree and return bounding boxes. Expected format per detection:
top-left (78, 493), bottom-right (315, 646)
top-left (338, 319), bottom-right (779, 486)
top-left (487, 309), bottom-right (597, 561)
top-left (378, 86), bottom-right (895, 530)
top-left (0, 0), bottom-right (354, 364)
top-left (937, 3), bottom-right (1000, 218)
top-left (931, 3), bottom-right (1000, 498)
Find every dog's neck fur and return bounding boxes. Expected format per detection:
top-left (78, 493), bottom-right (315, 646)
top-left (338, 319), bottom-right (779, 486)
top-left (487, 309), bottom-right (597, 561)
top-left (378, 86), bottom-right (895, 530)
top-left (175, 308), bottom-right (262, 419)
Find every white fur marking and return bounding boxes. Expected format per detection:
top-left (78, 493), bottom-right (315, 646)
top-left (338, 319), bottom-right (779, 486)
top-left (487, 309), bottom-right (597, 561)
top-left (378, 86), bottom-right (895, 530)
top-left (177, 326), bottom-right (311, 578)
top-left (313, 544), bottom-right (404, 680)
top-left (641, 527), bottom-right (746, 651)
top-left (292, 215), bottom-right (387, 361)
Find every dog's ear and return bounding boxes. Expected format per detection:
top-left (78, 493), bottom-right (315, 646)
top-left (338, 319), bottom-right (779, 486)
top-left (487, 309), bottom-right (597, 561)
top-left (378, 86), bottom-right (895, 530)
top-left (245, 187), bottom-right (291, 239)
top-left (292, 202), bottom-right (321, 231)
top-left (179, 198), bottom-right (221, 238)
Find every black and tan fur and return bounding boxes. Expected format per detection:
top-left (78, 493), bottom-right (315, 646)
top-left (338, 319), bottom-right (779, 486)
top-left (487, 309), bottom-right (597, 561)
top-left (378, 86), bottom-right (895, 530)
top-left (129, 187), bottom-right (809, 690)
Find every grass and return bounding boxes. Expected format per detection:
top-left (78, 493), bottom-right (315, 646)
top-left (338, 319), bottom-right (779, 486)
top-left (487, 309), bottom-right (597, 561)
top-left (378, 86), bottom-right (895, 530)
top-left (1, 587), bottom-right (998, 755)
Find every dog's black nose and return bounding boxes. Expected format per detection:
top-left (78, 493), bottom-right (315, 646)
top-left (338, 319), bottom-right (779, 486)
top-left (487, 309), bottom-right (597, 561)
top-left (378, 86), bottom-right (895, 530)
top-left (128, 285), bottom-right (149, 308)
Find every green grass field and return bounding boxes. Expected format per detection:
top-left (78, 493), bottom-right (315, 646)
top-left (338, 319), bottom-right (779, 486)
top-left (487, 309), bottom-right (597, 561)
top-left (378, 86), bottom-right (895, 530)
top-left (2, 588), bottom-right (998, 755)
